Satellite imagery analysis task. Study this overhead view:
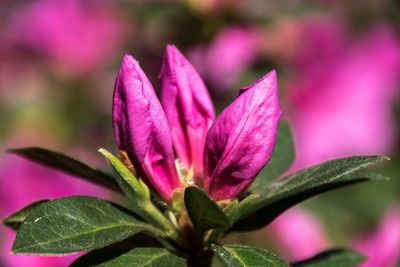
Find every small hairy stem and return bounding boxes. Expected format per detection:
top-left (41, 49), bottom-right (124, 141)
top-left (139, 202), bottom-right (189, 249)
top-left (176, 212), bottom-right (213, 267)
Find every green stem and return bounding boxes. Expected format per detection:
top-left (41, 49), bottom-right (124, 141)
top-left (139, 202), bottom-right (189, 249)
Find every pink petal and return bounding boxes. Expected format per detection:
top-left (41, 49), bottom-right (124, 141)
top-left (189, 26), bottom-right (261, 91)
top-left (204, 70), bottom-right (282, 200)
top-left (268, 208), bottom-right (330, 262)
top-left (160, 44), bottom-right (215, 177)
top-left (6, 0), bottom-right (125, 74)
top-left (354, 206), bottom-right (400, 267)
top-left (113, 54), bottom-right (181, 201)
top-left (285, 23), bottom-right (400, 171)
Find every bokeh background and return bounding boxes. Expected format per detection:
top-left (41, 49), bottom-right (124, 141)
top-left (0, 0), bottom-right (399, 266)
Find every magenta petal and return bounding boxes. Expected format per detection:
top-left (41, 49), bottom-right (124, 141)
top-left (204, 70), bottom-right (282, 200)
top-left (160, 44), bottom-right (215, 176)
top-left (354, 206), bottom-right (400, 267)
top-left (113, 54), bottom-right (181, 201)
top-left (269, 208), bottom-right (330, 262)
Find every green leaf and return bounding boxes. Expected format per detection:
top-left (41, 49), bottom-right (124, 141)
top-left (224, 200), bottom-right (240, 224)
top-left (99, 149), bottom-right (184, 248)
top-left (12, 196), bottom-right (164, 255)
top-left (71, 247), bottom-right (187, 267)
top-left (184, 186), bottom-right (231, 231)
top-left (207, 196), bottom-right (259, 243)
top-left (99, 148), bottom-right (150, 201)
top-left (229, 194), bottom-right (260, 225)
top-left (70, 233), bottom-right (182, 266)
top-left (206, 200), bottom-right (240, 243)
top-left (211, 244), bottom-right (290, 267)
top-left (249, 121), bottom-right (295, 192)
top-left (3, 200), bottom-right (48, 231)
top-left (8, 147), bottom-right (119, 192)
top-left (292, 248), bottom-right (365, 267)
top-left (232, 156), bottom-right (388, 231)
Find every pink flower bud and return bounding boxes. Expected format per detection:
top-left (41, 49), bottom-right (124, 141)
top-left (204, 70), bottom-right (281, 200)
top-left (160, 44), bottom-right (215, 177)
top-left (113, 54), bottom-right (181, 202)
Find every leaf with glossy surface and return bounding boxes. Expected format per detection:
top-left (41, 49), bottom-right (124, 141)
top-left (184, 186), bottom-right (230, 231)
top-left (292, 248), bottom-right (365, 267)
top-left (8, 147), bottom-right (119, 192)
top-left (249, 121), bottom-right (295, 192)
top-left (12, 196), bottom-right (163, 255)
top-left (3, 200), bottom-right (48, 231)
top-left (232, 156), bottom-right (388, 231)
top-left (212, 244), bottom-right (290, 267)
top-left (71, 247), bottom-right (186, 267)
top-left (69, 233), bottom-right (168, 266)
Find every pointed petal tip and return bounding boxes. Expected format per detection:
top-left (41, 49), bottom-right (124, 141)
top-left (122, 52), bottom-right (134, 62)
top-left (117, 54), bottom-right (149, 85)
top-left (165, 44), bottom-right (187, 64)
top-left (121, 53), bottom-right (139, 70)
top-left (252, 69), bottom-right (277, 86)
top-left (166, 43), bottom-right (177, 50)
top-left (239, 69), bottom-right (278, 96)
top-left (161, 44), bottom-right (182, 77)
top-left (165, 43), bottom-right (179, 54)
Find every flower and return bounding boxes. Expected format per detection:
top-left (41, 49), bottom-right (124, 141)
top-left (112, 45), bottom-right (281, 201)
top-left (160, 45), bottom-right (215, 177)
top-left (203, 71), bottom-right (281, 200)
top-left (113, 54), bottom-right (181, 202)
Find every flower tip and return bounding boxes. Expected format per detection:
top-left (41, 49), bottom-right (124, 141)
top-left (122, 52), bottom-right (133, 61)
top-left (121, 53), bottom-right (139, 70)
top-left (165, 44), bottom-right (186, 63)
top-left (239, 69), bottom-right (278, 96)
top-left (166, 43), bottom-right (177, 50)
top-left (165, 43), bottom-right (179, 54)
top-left (258, 69), bottom-right (277, 84)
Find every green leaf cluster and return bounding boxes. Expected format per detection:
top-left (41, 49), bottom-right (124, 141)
top-left (3, 121), bottom-right (388, 266)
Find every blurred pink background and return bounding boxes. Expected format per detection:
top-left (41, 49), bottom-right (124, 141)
top-left (1, 0), bottom-right (399, 266)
